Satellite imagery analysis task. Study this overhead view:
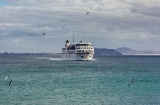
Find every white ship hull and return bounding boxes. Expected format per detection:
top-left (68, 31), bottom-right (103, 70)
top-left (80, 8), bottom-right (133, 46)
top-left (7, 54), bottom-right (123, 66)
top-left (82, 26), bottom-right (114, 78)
top-left (61, 53), bottom-right (94, 60)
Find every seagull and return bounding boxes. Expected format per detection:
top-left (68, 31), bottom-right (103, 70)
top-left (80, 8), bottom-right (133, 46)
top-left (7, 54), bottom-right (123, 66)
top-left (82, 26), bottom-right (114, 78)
top-left (128, 79), bottom-right (134, 86)
top-left (86, 6), bottom-right (92, 15)
top-left (9, 80), bottom-right (12, 86)
top-left (42, 32), bottom-right (46, 36)
top-left (5, 76), bottom-right (8, 80)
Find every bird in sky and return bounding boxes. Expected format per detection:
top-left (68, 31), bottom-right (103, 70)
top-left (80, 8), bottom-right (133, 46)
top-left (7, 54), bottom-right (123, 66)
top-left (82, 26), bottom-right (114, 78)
top-left (86, 6), bottom-right (92, 15)
top-left (5, 76), bottom-right (8, 80)
top-left (4, 76), bottom-right (12, 86)
top-left (9, 80), bottom-right (12, 86)
top-left (128, 79), bottom-right (134, 86)
top-left (42, 32), bottom-right (46, 36)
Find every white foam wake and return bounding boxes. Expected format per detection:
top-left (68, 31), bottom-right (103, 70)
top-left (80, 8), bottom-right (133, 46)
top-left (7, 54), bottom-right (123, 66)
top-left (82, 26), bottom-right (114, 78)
top-left (35, 57), bottom-right (62, 61)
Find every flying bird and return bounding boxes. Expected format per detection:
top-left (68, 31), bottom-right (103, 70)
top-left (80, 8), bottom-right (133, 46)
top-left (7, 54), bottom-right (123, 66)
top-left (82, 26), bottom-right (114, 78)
top-left (86, 6), bottom-right (92, 15)
top-left (128, 79), bottom-right (134, 86)
top-left (42, 32), bottom-right (46, 36)
top-left (9, 80), bottom-right (12, 86)
top-left (5, 76), bottom-right (8, 80)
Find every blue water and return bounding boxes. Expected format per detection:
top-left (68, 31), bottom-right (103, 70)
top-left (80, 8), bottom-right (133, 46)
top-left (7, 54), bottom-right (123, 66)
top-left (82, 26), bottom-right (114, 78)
top-left (0, 56), bottom-right (160, 105)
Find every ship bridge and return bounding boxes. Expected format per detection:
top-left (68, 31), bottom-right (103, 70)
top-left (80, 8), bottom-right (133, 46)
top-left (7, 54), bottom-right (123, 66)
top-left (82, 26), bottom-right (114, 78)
top-left (75, 43), bottom-right (94, 49)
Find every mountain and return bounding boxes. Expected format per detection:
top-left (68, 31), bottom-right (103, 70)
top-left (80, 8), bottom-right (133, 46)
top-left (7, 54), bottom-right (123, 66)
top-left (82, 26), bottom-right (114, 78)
top-left (94, 48), bottom-right (123, 56)
top-left (116, 47), bottom-right (160, 55)
top-left (116, 47), bottom-right (136, 55)
top-left (0, 52), bottom-right (60, 57)
top-left (0, 49), bottom-right (123, 57)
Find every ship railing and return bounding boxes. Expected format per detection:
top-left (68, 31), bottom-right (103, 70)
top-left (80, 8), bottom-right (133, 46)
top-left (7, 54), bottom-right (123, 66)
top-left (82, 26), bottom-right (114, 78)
top-left (62, 48), bottom-right (76, 50)
top-left (76, 50), bottom-right (94, 53)
top-left (75, 47), bottom-right (94, 49)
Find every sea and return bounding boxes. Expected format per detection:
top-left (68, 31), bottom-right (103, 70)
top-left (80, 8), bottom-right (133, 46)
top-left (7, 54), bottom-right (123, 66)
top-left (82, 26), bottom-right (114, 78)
top-left (0, 56), bottom-right (160, 105)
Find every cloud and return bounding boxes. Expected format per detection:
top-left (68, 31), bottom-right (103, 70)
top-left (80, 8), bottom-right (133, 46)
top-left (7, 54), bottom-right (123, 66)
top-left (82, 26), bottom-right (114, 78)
top-left (0, 0), bottom-right (160, 52)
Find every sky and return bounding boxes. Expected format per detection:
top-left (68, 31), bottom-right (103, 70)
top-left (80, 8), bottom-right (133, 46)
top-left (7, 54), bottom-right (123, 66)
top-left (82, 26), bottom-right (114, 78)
top-left (0, 0), bottom-right (160, 53)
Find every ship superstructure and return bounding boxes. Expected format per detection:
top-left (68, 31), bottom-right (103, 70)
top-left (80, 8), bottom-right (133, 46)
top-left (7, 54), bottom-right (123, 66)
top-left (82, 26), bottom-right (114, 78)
top-left (61, 36), bottom-right (94, 60)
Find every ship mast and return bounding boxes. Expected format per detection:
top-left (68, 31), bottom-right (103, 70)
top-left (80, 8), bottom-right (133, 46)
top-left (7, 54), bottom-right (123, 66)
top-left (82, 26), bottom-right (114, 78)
top-left (73, 34), bottom-right (74, 43)
top-left (80, 36), bottom-right (85, 43)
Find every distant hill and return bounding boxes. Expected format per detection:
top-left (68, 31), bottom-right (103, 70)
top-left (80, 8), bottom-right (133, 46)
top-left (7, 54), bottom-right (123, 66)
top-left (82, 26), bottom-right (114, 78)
top-left (3, 47), bottom-right (160, 57)
top-left (116, 47), bottom-right (136, 55)
top-left (0, 49), bottom-right (123, 57)
top-left (94, 48), bottom-right (123, 56)
top-left (116, 47), bottom-right (160, 55)
top-left (0, 52), bottom-right (60, 57)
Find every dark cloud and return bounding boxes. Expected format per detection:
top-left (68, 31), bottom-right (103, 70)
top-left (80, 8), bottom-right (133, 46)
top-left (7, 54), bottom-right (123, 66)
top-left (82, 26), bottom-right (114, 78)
top-left (130, 2), bottom-right (160, 18)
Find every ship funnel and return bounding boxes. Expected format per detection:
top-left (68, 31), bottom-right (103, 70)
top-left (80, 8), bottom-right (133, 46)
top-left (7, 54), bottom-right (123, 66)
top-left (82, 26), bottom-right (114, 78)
top-left (65, 40), bottom-right (70, 47)
top-left (66, 40), bottom-right (69, 43)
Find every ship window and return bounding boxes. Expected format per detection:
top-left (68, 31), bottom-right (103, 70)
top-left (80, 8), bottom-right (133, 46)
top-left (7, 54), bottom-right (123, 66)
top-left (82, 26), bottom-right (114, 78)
top-left (81, 56), bottom-right (83, 58)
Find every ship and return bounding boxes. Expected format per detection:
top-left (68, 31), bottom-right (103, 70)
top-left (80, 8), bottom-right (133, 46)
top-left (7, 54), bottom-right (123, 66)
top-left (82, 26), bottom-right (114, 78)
top-left (61, 36), bottom-right (94, 60)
